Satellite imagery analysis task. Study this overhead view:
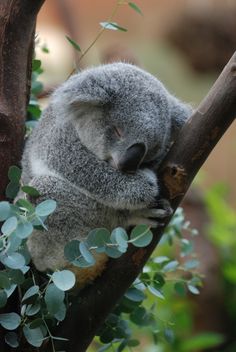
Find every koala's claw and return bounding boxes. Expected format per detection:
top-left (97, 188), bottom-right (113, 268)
top-left (154, 199), bottom-right (173, 218)
top-left (128, 199), bottom-right (173, 228)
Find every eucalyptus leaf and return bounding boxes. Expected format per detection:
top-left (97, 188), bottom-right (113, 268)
top-left (25, 302), bottom-right (41, 316)
top-left (6, 182), bottom-right (20, 199)
top-left (128, 2), bottom-right (143, 16)
top-left (0, 201), bottom-right (11, 221)
top-left (130, 225), bottom-right (153, 247)
top-left (21, 185), bottom-right (40, 197)
top-left (0, 312), bottom-right (21, 330)
top-left (79, 242), bottom-right (95, 265)
top-left (64, 240), bottom-right (81, 262)
top-left (23, 325), bottom-right (44, 347)
top-left (147, 285), bottom-right (165, 299)
top-left (22, 285), bottom-right (39, 304)
top-left (1, 253), bottom-right (25, 269)
top-left (5, 332), bottom-right (19, 348)
top-left (105, 246), bottom-right (123, 258)
top-left (15, 222), bottom-right (33, 239)
top-left (1, 216), bottom-right (18, 236)
top-left (66, 36), bottom-right (81, 52)
top-left (8, 166), bottom-right (21, 183)
top-left (162, 260), bottom-right (179, 272)
top-left (35, 199), bottom-right (57, 217)
top-left (52, 270), bottom-right (76, 291)
top-left (0, 272), bottom-right (11, 289)
top-left (125, 287), bottom-right (146, 302)
top-left (100, 22), bottom-right (127, 32)
top-left (0, 290), bottom-right (7, 308)
top-left (45, 283), bottom-right (65, 315)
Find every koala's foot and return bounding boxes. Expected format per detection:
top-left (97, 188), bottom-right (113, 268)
top-left (128, 199), bottom-right (173, 228)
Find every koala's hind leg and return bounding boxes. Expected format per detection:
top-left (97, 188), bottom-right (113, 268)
top-left (128, 199), bottom-right (173, 228)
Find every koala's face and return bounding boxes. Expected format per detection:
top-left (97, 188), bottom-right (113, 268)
top-left (54, 63), bottom-right (173, 173)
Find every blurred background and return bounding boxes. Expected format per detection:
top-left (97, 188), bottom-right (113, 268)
top-left (35, 1), bottom-right (236, 350)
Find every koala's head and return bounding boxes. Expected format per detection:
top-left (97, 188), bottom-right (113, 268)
top-left (52, 63), bottom-right (191, 173)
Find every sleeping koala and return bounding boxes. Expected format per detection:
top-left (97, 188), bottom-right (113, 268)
top-left (21, 63), bottom-right (191, 285)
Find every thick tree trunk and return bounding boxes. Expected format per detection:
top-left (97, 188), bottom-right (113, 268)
top-left (52, 53), bottom-right (236, 352)
top-left (0, 1), bottom-right (45, 351)
top-left (0, 0), bottom-right (45, 201)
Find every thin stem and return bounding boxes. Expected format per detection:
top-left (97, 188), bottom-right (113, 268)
top-left (74, 0), bottom-right (124, 70)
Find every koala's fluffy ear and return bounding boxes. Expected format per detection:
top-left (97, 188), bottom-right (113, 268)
top-left (169, 95), bottom-right (193, 140)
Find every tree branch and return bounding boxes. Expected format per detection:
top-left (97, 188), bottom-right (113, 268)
top-left (0, 0), bottom-right (45, 201)
top-left (52, 52), bottom-right (236, 352)
top-left (0, 1), bottom-right (45, 351)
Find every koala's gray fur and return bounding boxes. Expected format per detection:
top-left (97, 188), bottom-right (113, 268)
top-left (21, 63), bottom-right (191, 280)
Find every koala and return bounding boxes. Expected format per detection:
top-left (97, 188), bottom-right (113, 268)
top-left (21, 63), bottom-right (191, 286)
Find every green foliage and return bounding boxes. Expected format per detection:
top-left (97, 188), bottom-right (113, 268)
top-left (1, 167), bottom-right (202, 351)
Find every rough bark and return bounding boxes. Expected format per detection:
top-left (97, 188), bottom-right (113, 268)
top-left (0, 1), bottom-right (45, 351)
top-left (0, 0), bottom-right (45, 201)
top-left (52, 52), bottom-right (236, 352)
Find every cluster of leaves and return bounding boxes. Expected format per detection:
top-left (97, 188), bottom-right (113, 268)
top-left (0, 165), bottom-right (202, 351)
top-left (94, 208), bottom-right (202, 352)
top-left (64, 225), bottom-right (153, 267)
top-left (204, 184), bottom-right (236, 351)
top-left (26, 42), bottom-right (49, 133)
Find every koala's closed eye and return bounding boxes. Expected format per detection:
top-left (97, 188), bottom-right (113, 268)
top-left (113, 126), bottom-right (123, 139)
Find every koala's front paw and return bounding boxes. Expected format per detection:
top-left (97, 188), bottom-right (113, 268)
top-left (135, 168), bottom-right (159, 206)
top-left (128, 199), bottom-right (173, 228)
top-left (151, 199), bottom-right (173, 218)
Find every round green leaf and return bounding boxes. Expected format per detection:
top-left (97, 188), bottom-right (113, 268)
top-left (130, 225), bottom-right (153, 247)
top-left (111, 227), bottom-right (128, 247)
top-left (4, 283), bottom-right (17, 298)
top-left (21, 185), bottom-right (40, 197)
top-left (16, 198), bottom-right (34, 213)
top-left (147, 285), bottom-right (165, 299)
top-left (187, 284), bottom-right (200, 295)
top-left (35, 199), bottom-right (57, 217)
top-left (162, 260), bottom-right (179, 272)
top-left (6, 182), bottom-right (20, 199)
top-left (29, 318), bottom-right (44, 329)
top-left (79, 242), bottom-right (95, 265)
top-left (22, 285), bottom-right (39, 304)
top-left (7, 269), bottom-right (25, 285)
top-left (32, 59), bottom-right (41, 71)
top-left (91, 228), bottom-right (110, 248)
top-left (45, 283), bottom-right (65, 315)
top-left (52, 270), bottom-right (76, 291)
top-left (164, 328), bottom-right (175, 344)
top-left (64, 240), bottom-right (81, 262)
top-left (5, 332), bottom-right (19, 348)
top-left (15, 222), bottom-right (33, 239)
top-left (6, 235), bottom-right (22, 254)
top-left (25, 302), bottom-right (41, 316)
top-left (0, 312), bottom-right (21, 330)
top-left (125, 287), bottom-right (146, 302)
top-left (0, 201), bottom-right (11, 221)
top-left (23, 325), bottom-right (44, 347)
top-left (0, 272), bottom-right (11, 289)
top-left (105, 246), bottom-right (123, 258)
top-left (0, 290), bottom-right (7, 308)
top-left (1, 253), bottom-right (25, 269)
top-left (1, 216), bottom-right (18, 236)
top-left (8, 166), bottom-right (21, 183)
top-left (54, 302), bottom-right (66, 321)
top-left (174, 282), bottom-right (186, 297)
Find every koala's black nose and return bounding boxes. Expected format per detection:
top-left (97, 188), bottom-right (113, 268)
top-left (119, 143), bottom-right (147, 173)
